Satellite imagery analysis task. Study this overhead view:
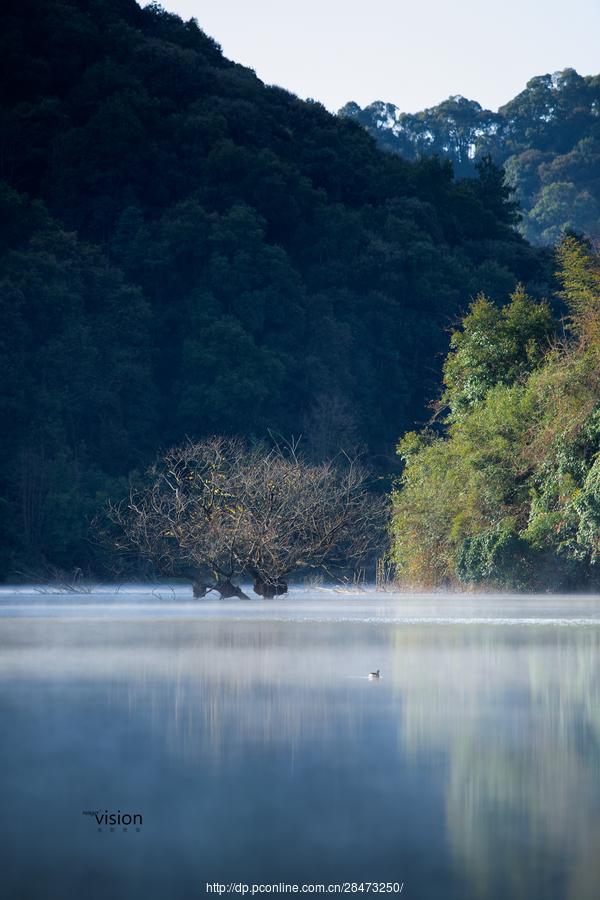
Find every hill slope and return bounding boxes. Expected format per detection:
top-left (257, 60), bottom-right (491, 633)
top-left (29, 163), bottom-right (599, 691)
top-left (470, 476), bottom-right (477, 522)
top-left (0, 0), bottom-right (548, 576)
top-left (341, 69), bottom-right (600, 245)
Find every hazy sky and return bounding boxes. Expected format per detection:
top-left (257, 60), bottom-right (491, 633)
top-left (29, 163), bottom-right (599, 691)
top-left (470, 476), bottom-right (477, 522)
top-left (146, 0), bottom-right (599, 113)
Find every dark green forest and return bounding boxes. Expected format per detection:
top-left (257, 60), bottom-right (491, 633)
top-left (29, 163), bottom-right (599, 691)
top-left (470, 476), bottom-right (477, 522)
top-left (341, 69), bottom-right (600, 245)
top-left (0, 0), bottom-right (549, 578)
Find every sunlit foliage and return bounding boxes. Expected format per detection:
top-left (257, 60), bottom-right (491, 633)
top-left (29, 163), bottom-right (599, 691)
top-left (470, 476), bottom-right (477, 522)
top-left (391, 238), bottom-right (600, 590)
top-left (342, 69), bottom-right (600, 246)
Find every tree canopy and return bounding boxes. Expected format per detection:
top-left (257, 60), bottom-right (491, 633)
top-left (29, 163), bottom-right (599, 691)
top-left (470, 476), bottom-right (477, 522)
top-left (107, 438), bottom-right (386, 597)
top-left (341, 69), bottom-right (600, 246)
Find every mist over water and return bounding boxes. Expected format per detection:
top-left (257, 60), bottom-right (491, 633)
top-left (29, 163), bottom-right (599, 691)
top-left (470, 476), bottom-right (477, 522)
top-left (1, 587), bottom-right (600, 899)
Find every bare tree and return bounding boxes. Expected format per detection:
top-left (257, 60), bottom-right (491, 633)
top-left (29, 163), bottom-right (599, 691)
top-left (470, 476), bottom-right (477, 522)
top-left (106, 437), bottom-right (387, 598)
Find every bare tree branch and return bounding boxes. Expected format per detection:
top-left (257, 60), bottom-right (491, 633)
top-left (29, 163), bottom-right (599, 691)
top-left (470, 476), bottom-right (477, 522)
top-left (105, 438), bottom-right (388, 598)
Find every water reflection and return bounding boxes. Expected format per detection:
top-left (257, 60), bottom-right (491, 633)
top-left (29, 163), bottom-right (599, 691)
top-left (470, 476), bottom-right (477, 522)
top-left (1, 592), bottom-right (600, 899)
top-left (390, 626), bottom-right (600, 900)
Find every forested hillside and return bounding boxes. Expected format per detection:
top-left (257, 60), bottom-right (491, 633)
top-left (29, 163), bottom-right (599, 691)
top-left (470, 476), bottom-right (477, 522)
top-left (392, 237), bottom-right (600, 591)
top-left (0, 0), bottom-right (547, 577)
top-left (341, 69), bottom-right (600, 245)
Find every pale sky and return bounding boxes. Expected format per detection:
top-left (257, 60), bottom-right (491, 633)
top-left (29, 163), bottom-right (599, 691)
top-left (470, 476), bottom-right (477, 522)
top-left (146, 0), bottom-right (600, 113)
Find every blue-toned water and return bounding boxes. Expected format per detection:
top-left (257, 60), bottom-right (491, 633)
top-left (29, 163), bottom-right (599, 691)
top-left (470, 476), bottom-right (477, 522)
top-left (1, 586), bottom-right (600, 900)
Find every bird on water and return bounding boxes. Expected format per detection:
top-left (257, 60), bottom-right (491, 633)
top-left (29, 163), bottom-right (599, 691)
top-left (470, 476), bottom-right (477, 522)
top-left (369, 670), bottom-right (380, 679)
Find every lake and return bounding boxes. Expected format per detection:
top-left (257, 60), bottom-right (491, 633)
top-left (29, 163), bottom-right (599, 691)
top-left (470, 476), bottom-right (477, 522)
top-left (1, 586), bottom-right (600, 900)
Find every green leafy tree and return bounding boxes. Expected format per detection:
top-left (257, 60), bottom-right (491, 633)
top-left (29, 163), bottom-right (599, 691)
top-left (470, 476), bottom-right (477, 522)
top-left (392, 238), bottom-right (600, 590)
top-left (341, 68), bottom-right (600, 246)
top-left (442, 285), bottom-right (555, 420)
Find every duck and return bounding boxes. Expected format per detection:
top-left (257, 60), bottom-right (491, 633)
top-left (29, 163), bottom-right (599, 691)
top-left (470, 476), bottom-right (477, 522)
top-left (368, 669), bottom-right (380, 679)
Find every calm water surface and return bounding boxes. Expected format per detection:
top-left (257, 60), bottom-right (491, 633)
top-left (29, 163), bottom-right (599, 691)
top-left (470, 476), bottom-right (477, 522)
top-left (1, 586), bottom-right (600, 900)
